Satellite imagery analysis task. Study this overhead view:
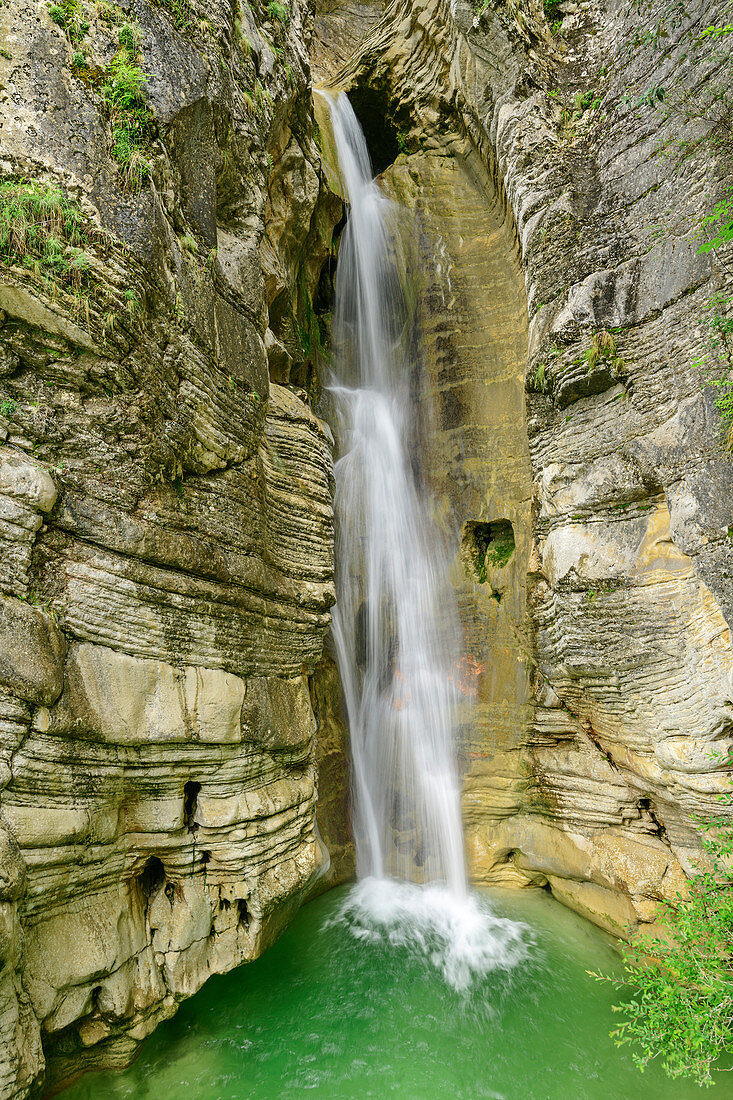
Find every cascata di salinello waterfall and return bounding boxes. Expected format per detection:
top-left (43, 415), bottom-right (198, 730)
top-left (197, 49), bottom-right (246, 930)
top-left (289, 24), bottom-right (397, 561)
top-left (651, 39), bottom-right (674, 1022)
top-left (321, 91), bottom-right (527, 989)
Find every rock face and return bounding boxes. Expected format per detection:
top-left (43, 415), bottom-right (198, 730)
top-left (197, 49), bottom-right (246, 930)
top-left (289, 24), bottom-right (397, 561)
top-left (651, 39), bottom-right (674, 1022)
top-left (314, 0), bottom-right (732, 935)
top-left (0, 0), bottom-right (352, 1093)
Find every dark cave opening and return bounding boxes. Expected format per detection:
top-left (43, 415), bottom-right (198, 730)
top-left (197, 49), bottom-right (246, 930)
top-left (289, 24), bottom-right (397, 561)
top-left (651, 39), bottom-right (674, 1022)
top-left (237, 898), bottom-right (252, 929)
top-left (347, 78), bottom-right (411, 176)
top-left (462, 519), bottom-right (516, 582)
top-left (137, 856), bottom-right (166, 900)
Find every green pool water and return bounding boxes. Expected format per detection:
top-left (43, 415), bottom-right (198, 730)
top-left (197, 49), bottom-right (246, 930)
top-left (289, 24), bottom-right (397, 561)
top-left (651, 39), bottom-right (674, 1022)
top-left (62, 884), bottom-right (703, 1100)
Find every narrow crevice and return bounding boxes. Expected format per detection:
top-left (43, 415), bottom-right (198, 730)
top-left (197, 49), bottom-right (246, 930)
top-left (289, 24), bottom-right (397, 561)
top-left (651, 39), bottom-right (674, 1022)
top-left (183, 781), bottom-right (201, 833)
top-left (236, 898), bottom-right (252, 929)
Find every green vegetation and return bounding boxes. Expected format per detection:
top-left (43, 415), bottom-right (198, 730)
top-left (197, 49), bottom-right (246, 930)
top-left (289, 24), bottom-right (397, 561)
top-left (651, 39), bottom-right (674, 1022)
top-left (0, 399), bottom-right (17, 418)
top-left (698, 189), bottom-right (733, 254)
top-left (101, 24), bottom-right (155, 189)
top-left (395, 129), bottom-right (419, 156)
top-left (486, 530), bottom-right (515, 568)
top-left (96, 1), bottom-right (126, 26)
top-left (234, 15), bottom-right (252, 54)
top-left (117, 19), bottom-right (141, 54)
top-left (593, 786), bottom-right (733, 1086)
top-left (464, 520), bottom-right (515, 583)
top-left (49, 2), bottom-right (155, 189)
top-left (575, 90), bottom-right (602, 113)
top-left (20, 589), bottom-right (59, 620)
top-left (583, 329), bottom-right (625, 376)
top-left (0, 179), bottom-right (108, 299)
top-left (629, 7), bottom-right (733, 166)
top-left (124, 288), bottom-right (141, 314)
top-left (543, 0), bottom-right (565, 34)
top-left (0, 179), bottom-right (143, 336)
top-left (543, 0), bottom-right (562, 19)
top-left (266, 0), bottom-right (289, 25)
top-left (254, 80), bottom-right (273, 115)
top-left (556, 88), bottom-right (603, 138)
top-left (153, 0), bottom-right (198, 37)
top-left (47, 0), bottom-right (89, 45)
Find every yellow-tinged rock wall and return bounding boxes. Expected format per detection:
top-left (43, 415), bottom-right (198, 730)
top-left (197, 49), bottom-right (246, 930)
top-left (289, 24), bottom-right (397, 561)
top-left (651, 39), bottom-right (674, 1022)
top-left (0, 0), bottom-right (732, 1092)
top-left (315, 0), bottom-right (733, 937)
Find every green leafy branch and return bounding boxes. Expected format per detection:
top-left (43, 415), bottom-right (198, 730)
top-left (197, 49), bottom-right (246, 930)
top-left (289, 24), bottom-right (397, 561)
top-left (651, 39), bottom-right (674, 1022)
top-left (591, 766), bottom-right (733, 1085)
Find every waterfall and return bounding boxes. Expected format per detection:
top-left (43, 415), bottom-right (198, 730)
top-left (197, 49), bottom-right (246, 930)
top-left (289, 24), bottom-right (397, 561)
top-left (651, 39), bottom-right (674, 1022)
top-left (319, 92), bottom-right (526, 990)
top-left (318, 91), bottom-right (528, 991)
top-left (322, 92), bottom-right (468, 897)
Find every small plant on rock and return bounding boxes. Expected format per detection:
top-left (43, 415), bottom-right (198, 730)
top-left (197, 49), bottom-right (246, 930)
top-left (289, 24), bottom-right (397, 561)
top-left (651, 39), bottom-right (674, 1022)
top-left (0, 179), bottom-right (108, 300)
top-left (543, 0), bottom-right (562, 21)
top-left (266, 0), bottom-right (289, 24)
top-left (47, 0), bottom-right (89, 46)
top-left (583, 330), bottom-right (625, 377)
top-left (101, 28), bottom-right (155, 190)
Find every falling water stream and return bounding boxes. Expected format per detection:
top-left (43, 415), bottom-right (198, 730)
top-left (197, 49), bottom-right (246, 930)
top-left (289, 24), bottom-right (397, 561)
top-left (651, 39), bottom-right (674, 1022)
top-left (318, 90), bottom-right (531, 988)
top-left (324, 91), bottom-right (467, 892)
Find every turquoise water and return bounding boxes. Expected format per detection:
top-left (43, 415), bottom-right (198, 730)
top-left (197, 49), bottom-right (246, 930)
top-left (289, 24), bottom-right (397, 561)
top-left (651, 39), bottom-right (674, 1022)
top-left (62, 885), bottom-right (703, 1100)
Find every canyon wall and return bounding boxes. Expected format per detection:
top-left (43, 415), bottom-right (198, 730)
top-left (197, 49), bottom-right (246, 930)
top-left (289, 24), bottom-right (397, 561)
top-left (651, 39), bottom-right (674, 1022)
top-left (314, 0), bottom-right (733, 935)
top-left (0, 0), bottom-right (353, 1094)
top-left (0, 0), bottom-right (732, 1094)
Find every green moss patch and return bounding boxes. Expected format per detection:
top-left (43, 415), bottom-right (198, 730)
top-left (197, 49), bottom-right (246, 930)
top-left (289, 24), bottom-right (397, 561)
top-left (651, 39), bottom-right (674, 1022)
top-left (463, 519), bottom-right (516, 583)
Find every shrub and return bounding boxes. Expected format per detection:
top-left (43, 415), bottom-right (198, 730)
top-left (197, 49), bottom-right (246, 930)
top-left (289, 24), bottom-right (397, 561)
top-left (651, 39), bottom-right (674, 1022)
top-left (543, 0), bottom-right (562, 22)
top-left (583, 329), bottom-right (624, 376)
top-left (47, 0), bottom-right (89, 46)
top-left (117, 20), bottom-right (141, 54)
top-left (101, 55), bottom-right (147, 112)
top-left (101, 43), bottom-right (155, 189)
top-left (592, 801), bottom-right (733, 1086)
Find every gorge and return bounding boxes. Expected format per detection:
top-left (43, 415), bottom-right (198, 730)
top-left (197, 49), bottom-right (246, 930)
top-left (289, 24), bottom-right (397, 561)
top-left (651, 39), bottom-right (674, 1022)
top-left (0, 0), bottom-right (731, 1095)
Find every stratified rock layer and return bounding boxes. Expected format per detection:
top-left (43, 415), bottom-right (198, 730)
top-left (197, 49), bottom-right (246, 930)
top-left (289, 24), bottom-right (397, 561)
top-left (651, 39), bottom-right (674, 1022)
top-left (0, 0), bottom-right (732, 1094)
top-left (0, 0), bottom-right (350, 1093)
top-left (315, 0), bottom-right (732, 936)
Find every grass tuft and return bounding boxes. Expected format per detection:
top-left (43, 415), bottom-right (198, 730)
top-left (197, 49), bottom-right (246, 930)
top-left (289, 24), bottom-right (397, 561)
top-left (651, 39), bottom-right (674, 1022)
top-left (0, 179), bottom-right (108, 299)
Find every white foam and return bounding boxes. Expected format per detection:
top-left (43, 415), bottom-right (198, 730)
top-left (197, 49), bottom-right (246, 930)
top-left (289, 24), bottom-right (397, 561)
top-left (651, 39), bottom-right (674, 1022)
top-left (329, 879), bottom-right (532, 992)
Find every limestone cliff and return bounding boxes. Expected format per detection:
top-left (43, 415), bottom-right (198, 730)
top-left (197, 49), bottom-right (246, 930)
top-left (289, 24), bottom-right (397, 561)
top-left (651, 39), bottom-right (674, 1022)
top-left (1, 0), bottom-right (732, 1094)
top-left (0, 0), bottom-right (352, 1094)
top-left (314, 0), bottom-right (733, 935)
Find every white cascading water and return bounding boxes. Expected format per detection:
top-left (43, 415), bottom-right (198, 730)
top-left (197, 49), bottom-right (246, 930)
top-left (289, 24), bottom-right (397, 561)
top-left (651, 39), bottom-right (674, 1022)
top-left (320, 91), bottom-right (528, 989)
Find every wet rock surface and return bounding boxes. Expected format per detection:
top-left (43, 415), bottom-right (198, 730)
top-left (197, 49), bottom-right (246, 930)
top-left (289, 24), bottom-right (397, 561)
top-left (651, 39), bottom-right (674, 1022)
top-left (315, 0), bottom-right (733, 937)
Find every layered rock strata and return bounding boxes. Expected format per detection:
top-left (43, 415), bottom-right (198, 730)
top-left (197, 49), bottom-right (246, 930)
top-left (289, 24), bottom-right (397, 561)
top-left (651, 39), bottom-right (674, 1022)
top-left (0, 0), bottom-right (351, 1093)
top-left (1, 0), bottom-right (732, 1093)
top-left (314, 0), bottom-right (733, 935)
